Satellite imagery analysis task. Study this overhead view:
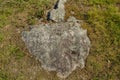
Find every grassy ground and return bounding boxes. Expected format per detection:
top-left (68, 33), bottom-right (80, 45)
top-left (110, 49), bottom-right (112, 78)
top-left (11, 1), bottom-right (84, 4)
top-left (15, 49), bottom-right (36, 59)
top-left (0, 0), bottom-right (120, 80)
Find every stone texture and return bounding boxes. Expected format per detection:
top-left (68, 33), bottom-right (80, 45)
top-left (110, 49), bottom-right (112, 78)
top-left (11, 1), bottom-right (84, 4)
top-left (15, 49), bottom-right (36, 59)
top-left (22, 17), bottom-right (91, 78)
top-left (21, 0), bottom-right (91, 78)
top-left (48, 0), bottom-right (67, 22)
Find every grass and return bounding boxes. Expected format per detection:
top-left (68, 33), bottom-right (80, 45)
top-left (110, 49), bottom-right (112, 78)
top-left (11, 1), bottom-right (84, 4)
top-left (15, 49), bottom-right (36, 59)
top-left (0, 0), bottom-right (120, 80)
top-left (85, 2), bottom-right (120, 79)
top-left (0, 33), bottom-right (4, 42)
top-left (0, 0), bottom-right (54, 28)
top-left (88, 0), bottom-right (119, 5)
top-left (0, 71), bottom-right (8, 80)
top-left (86, 4), bottom-right (120, 45)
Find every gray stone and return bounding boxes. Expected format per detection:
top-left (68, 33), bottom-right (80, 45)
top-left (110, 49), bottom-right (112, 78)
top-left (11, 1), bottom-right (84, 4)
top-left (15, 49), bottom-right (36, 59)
top-left (21, 0), bottom-right (91, 78)
top-left (67, 16), bottom-right (80, 22)
top-left (22, 17), bottom-right (91, 78)
top-left (48, 0), bottom-right (67, 22)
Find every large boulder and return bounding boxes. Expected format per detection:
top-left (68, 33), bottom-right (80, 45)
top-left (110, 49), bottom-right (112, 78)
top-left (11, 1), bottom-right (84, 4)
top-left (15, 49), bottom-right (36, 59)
top-left (21, 0), bottom-right (91, 78)
top-left (22, 17), bottom-right (91, 78)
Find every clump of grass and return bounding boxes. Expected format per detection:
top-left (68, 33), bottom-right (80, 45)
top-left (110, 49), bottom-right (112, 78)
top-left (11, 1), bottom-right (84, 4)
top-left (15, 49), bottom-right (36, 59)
top-left (0, 0), bottom-right (53, 28)
top-left (0, 45), bottom-right (25, 60)
top-left (34, 9), bottom-right (44, 19)
top-left (84, 2), bottom-right (120, 79)
top-left (86, 4), bottom-right (120, 45)
top-left (8, 45), bottom-right (25, 59)
top-left (88, 0), bottom-right (119, 5)
top-left (0, 71), bottom-right (8, 80)
top-left (0, 33), bottom-right (4, 42)
top-left (0, 8), bottom-right (12, 28)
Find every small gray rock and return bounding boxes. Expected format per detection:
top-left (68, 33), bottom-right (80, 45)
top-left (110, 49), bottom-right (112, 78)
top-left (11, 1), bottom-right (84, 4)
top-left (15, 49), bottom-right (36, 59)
top-left (48, 0), bottom-right (67, 22)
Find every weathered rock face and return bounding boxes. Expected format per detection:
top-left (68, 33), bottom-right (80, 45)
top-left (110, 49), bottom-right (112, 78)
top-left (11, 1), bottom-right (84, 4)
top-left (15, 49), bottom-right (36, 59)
top-left (21, 0), bottom-right (91, 78)
top-left (22, 17), bottom-right (90, 78)
top-left (48, 0), bottom-right (66, 22)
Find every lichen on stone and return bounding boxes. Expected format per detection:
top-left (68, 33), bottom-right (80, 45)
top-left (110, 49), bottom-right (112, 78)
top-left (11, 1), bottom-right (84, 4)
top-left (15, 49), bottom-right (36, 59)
top-left (21, 0), bottom-right (91, 78)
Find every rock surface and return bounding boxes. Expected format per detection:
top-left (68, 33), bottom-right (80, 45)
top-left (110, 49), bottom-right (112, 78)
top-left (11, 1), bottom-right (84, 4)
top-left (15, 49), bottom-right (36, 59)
top-left (48, 0), bottom-right (66, 22)
top-left (21, 0), bottom-right (91, 78)
top-left (22, 17), bottom-right (91, 78)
